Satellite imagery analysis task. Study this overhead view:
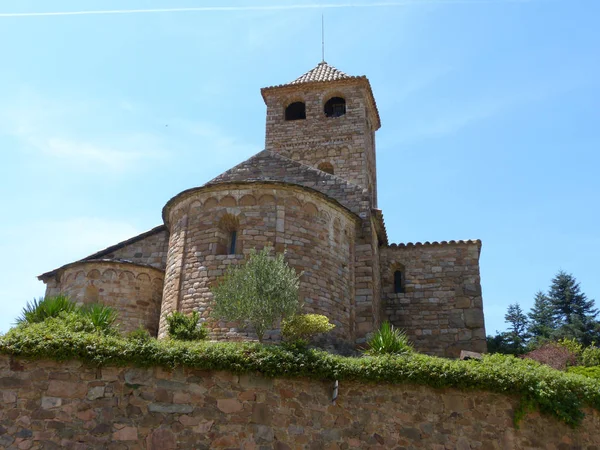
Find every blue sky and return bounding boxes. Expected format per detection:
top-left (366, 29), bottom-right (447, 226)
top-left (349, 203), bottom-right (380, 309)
top-left (0, 0), bottom-right (598, 336)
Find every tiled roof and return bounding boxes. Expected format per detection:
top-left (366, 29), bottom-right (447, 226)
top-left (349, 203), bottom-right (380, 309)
top-left (290, 61), bottom-right (351, 85)
top-left (163, 150), bottom-right (370, 222)
top-left (38, 225), bottom-right (167, 280)
top-left (388, 240), bottom-right (482, 248)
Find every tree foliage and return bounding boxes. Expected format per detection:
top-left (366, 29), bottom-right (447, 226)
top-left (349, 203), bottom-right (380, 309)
top-left (211, 247), bottom-right (301, 342)
top-left (527, 291), bottom-right (555, 343)
top-left (489, 271), bottom-right (600, 354)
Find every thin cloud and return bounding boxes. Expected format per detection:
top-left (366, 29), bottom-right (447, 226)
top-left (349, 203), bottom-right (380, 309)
top-left (0, 1), bottom-right (557, 18)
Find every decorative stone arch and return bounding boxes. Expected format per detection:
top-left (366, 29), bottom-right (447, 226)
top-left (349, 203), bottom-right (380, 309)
top-left (239, 194), bottom-right (257, 206)
top-left (219, 196), bottom-right (237, 207)
top-left (258, 194), bottom-right (276, 206)
top-left (204, 197), bottom-right (218, 209)
top-left (317, 162), bottom-right (334, 175)
top-left (302, 202), bottom-right (318, 216)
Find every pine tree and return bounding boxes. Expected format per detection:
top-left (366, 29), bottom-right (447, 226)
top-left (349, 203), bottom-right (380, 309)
top-left (548, 271), bottom-right (597, 324)
top-left (548, 271), bottom-right (599, 346)
top-left (527, 291), bottom-right (555, 341)
top-left (504, 303), bottom-right (529, 354)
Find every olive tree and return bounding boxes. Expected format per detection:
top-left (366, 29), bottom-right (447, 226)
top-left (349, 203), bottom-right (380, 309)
top-left (211, 247), bottom-right (300, 342)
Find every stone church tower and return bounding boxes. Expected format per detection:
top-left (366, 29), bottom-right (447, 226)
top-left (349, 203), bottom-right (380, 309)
top-left (38, 62), bottom-right (487, 356)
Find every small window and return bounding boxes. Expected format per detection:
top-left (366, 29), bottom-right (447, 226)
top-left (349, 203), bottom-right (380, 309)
top-left (317, 162), bottom-right (334, 175)
top-left (285, 102), bottom-right (306, 121)
top-left (394, 270), bottom-right (405, 294)
top-left (228, 230), bottom-right (237, 255)
top-left (324, 97), bottom-right (346, 118)
top-left (217, 214), bottom-right (240, 255)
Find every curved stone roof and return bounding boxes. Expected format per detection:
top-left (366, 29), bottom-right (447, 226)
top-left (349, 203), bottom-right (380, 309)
top-left (205, 150), bottom-right (369, 211)
top-left (162, 150), bottom-right (371, 223)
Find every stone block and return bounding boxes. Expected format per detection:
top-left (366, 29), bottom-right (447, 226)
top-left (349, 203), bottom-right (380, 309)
top-left (464, 309), bottom-right (485, 329)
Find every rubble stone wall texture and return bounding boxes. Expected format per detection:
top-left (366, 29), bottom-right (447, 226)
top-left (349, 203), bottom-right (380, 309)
top-left (380, 243), bottom-right (487, 357)
top-left (1, 356), bottom-right (599, 450)
top-left (43, 261), bottom-right (164, 336)
top-left (159, 185), bottom-right (358, 345)
top-left (263, 80), bottom-right (378, 203)
top-left (96, 229), bottom-right (170, 270)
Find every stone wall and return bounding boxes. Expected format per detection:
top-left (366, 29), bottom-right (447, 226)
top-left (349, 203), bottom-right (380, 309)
top-left (91, 227), bottom-right (170, 270)
top-left (43, 261), bottom-right (164, 336)
top-left (380, 242), bottom-right (487, 357)
top-left (262, 79), bottom-right (378, 204)
top-left (1, 355), bottom-right (598, 449)
top-left (159, 184), bottom-right (358, 346)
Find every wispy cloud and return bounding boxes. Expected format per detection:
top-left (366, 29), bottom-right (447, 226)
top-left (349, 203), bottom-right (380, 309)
top-left (0, 1), bottom-right (558, 18)
top-left (0, 89), bottom-right (167, 172)
top-left (385, 72), bottom-right (587, 144)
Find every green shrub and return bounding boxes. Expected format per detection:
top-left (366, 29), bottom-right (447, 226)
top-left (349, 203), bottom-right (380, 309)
top-left (211, 247), bottom-right (300, 342)
top-left (582, 346), bottom-right (600, 367)
top-left (80, 304), bottom-right (118, 335)
top-left (166, 311), bottom-right (207, 341)
top-left (557, 338), bottom-right (584, 358)
top-left (365, 321), bottom-right (413, 356)
top-left (127, 327), bottom-right (152, 341)
top-left (568, 366), bottom-right (600, 380)
top-left (17, 295), bottom-right (76, 324)
top-left (1, 323), bottom-right (600, 427)
top-left (281, 314), bottom-right (335, 345)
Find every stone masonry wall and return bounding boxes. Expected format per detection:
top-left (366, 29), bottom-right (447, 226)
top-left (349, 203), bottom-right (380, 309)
top-left (1, 355), bottom-right (599, 449)
top-left (43, 261), bottom-right (164, 336)
top-left (91, 228), bottom-right (170, 270)
top-left (159, 185), bottom-right (358, 346)
top-left (380, 242), bottom-right (487, 357)
top-left (263, 80), bottom-right (378, 204)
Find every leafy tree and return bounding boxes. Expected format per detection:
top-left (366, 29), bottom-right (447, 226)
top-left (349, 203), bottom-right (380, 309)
top-left (527, 291), bottom-right (555, 342)
top-left (504, 303), bottom-right (529, 354)
top-left (211, 247), bottom-right (301, 342)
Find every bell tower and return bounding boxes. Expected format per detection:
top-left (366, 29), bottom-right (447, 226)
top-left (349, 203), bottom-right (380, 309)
top-left (261, 62), bottom-right (381, 207)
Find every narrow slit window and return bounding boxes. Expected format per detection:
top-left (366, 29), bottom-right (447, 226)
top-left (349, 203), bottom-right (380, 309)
top-left (229, 230), bottom-right (237, 255)
top-left (394, 270), bottom-right (404, 294)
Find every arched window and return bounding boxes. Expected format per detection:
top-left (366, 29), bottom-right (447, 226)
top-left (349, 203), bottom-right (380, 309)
top-left (394, 270), bottom-right (405, 294)
top-left (324, 97), bottom-right (346, 118)
top-left (217, 214), bottom-right (240, 255)
top-left (317, 162), bottom-right (334, 175)
top-left (285, 102), bottom-right (306, 121)
top-left (228, 230), bottom-right (238, 255)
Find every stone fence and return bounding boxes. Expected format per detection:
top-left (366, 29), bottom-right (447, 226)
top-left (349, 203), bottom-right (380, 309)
top-left (0, 355), bottom-right (598, 449)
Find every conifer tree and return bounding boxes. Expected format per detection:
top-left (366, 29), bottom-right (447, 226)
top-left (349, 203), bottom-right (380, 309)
top-left (527, 291), bottom-right (555, 342)
top-left (504, 303), bottom-right (529, 353)
top-left (548, 271), bottom-right (599, 346)
top-left (548, 271), bottom-right (597, 324)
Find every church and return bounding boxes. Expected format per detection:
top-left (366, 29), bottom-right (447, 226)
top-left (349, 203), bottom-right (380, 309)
top-left (39, 62), bottom-right (487, 357)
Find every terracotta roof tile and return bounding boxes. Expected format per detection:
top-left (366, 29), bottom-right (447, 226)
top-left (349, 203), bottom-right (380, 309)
top-left (388, 240), bottom-right (482, 248)
top-left (290, 61), bottom-right (351, 84)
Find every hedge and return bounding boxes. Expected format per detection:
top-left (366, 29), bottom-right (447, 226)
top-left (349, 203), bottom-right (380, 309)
top-left (1, 319), bottom-right (599, 427)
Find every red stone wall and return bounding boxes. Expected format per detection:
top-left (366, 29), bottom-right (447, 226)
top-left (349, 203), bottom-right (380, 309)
top-left (159, 185), bottom-right (358, 346)
top-left (1, 356), bottom-right (598, 449)
top-left (380, 242), bottom-right (487, 357)
top-left (43, 261), bottom-right (164, 336)
top-left (263, 79), bottom-right (378, 205)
